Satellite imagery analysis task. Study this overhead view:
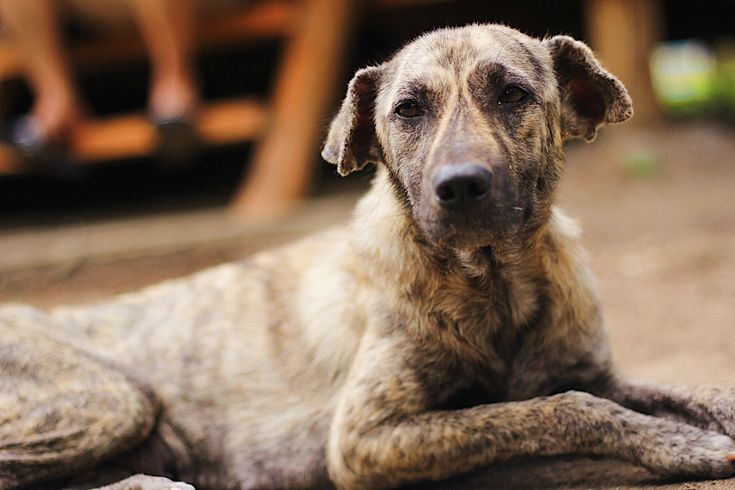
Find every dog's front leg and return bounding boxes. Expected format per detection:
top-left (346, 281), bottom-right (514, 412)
top-left (327, 333), bottom-right (735, 490)
top-left (591, 376), bottom-right (735, 439)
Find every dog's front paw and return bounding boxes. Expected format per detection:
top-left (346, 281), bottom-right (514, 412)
top-left (640, 426), bottom-right (735, 480)
top-left (698, 386), bottom-right (735, 438)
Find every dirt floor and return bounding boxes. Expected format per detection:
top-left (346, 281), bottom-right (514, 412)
top-left (1, 121), bottom-right (734, 489)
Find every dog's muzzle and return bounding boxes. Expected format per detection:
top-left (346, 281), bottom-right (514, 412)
top-left (428, 161), bottom-right (521, 235)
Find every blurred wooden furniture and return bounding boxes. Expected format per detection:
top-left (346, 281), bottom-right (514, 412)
top-left (585, 0), bottom-right (663, 124)
top-left (0, 0), bottom-right (354, 216)
top-left (0, 98), bottom-right (266, 173)
top-left (0, 0), bottom-right (664, 208)
top-left (232, 0), bottom-right (356, 218)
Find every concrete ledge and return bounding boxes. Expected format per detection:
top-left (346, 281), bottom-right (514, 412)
top-left (0, 193), bottom-right (358, 304)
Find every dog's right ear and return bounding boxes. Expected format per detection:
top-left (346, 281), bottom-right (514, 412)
top-left (544, 35), bottom-right (633, 142)
top-left (322, 65), bottom-right (384, 176)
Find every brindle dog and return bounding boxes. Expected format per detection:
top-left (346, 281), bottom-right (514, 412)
top-left (2, 24), bottom-right (735, 490)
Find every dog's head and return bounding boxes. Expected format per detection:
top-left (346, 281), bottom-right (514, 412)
top-left (322, 25), bottom-right (632, 249)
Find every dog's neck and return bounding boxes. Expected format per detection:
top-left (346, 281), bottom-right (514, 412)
top-left (350, 169), bottom-right (595, 367)
top-left (351, 170), bottom-right (574, 324)
top-left (353, 169), bottom-right (560, 283)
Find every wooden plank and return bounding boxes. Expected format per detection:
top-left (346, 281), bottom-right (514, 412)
top-left (198, 98), bottom-right (268, 145)
top-left (0, 41), bottom-right (23, 80)
top-left (0, 2), bottom-right (295, 81)
top-left (0, 0), bottom-right (445, 80)
top-left (197, 1), bottom-right (295, 48)
top-left (585, 0), bottom-right (663, 124)
top-left (0, 145), bottom-right (20, 174)
top-left (0, 97), bottom-right (267, 172)
top-left (231, 0), bottom-right (357, 219)
top-left (70, 114), bottom-right (158, 163)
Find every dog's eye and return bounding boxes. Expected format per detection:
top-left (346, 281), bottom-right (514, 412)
top-left (395, 101), bottom-right (424, 119)
top-left (498, 85), bottom-right (528, 104)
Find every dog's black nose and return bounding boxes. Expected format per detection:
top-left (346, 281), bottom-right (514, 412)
top-left (433, 164), bottom-right (492, 207)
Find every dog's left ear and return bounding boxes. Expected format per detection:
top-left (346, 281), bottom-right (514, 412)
top-left (322, 65), bottom-right (384, 176)
top-left (544, 35), bottom-right (633, 142)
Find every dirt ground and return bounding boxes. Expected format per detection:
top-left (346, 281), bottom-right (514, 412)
top-left (1, 121), bottom-right (734, 489)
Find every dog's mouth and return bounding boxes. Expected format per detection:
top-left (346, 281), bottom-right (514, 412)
top-left (416, 200), bottom-right (524, 249)
top-left (414, 163), bottom-right (523, 248)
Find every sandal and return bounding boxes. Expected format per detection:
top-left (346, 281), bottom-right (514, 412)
top-left (154, 114), bottom-right (201, 166)
top-left (0, 114), bottom-right (78, 177)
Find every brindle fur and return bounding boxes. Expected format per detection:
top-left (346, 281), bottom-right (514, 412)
top-left (2, 24), bottom-right (735, 490)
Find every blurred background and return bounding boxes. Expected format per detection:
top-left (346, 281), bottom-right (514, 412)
top-left (0, 0), bottom-right (733, 390)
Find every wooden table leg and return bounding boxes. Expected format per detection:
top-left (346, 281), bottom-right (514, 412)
top-left (585, 0), bottom-right (663, 125)
top-left (231, 0), bottom-right (357, 220)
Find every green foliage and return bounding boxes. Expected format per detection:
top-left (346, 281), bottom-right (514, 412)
top-left (622, 150), bottom-right (662, 180)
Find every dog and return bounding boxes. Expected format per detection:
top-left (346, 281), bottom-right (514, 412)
top-left (1, 24), bottom-right (735, 490)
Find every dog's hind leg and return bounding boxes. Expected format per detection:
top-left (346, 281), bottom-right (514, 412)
top-left (0, 306), bottom-right (159, 489)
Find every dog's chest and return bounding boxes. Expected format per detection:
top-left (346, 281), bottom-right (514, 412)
top-left (436, 373), bottom-right (510, 410)
top-left (420, 273), bottom-right (551, 407)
